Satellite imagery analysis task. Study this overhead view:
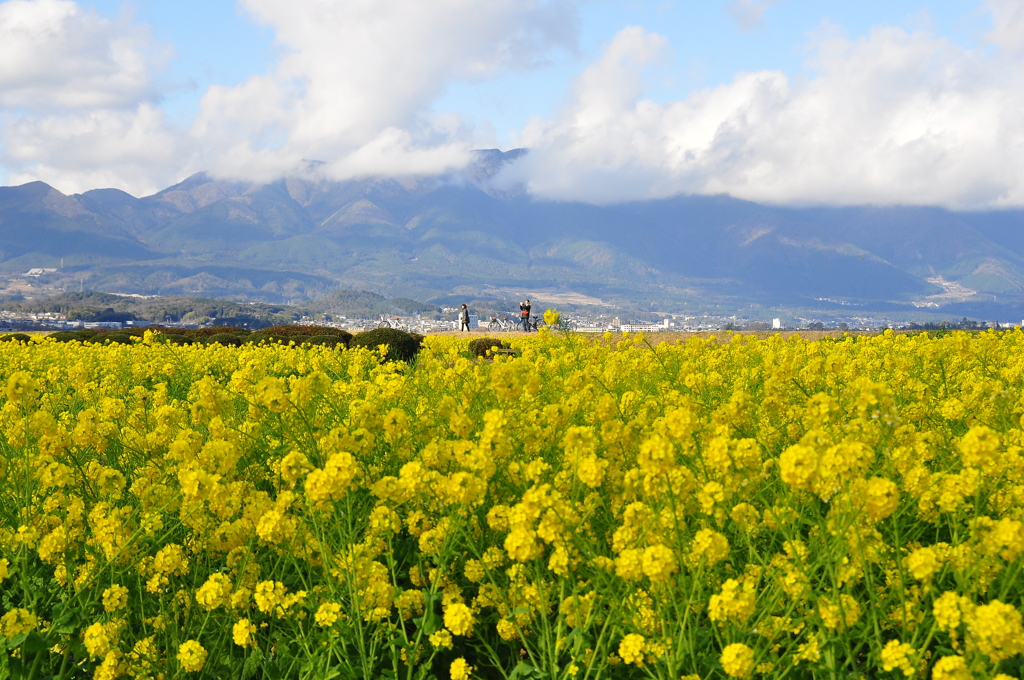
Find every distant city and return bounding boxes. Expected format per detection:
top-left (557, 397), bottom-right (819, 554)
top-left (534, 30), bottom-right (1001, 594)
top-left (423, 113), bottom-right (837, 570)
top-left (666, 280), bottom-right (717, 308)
top-left (3, 260), bottom-right (1021, 336)
top-left (2, 304), bottom-right (1017, 336)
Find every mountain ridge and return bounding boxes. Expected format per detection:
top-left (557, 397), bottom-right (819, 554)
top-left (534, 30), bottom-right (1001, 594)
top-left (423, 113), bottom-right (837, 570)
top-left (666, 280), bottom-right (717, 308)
top-left (3, 149), bottom-right (1024, 318)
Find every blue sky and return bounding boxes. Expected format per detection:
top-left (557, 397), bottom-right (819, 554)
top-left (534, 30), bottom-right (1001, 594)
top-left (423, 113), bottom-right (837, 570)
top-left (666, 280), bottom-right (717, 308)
top-left (80, 0), bottom-right (989, 145)
top-left (1, 0), bottom-right (1022, 207)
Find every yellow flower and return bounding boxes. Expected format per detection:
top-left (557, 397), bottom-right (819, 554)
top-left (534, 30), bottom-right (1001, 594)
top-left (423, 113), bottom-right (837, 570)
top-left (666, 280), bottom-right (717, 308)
top-left (279, 450), bottom-right (312, 485)
top-left (709, 579), bottom-right (756, 624)
top-left (906, 546), bottom-right (944, 581)
top-left (817, 594), bottom-right (861, 631)
top-left (94, 649), bottom-right (123, 680)
top-left (687, 529), bottom-right (730, 568)
top-left (544, 309), bottom-right (561, 326)
top-left (254, 580), bottom-right (288, 615)
top-left (6, 371), bottom-right (38, 403)
top-left (177, 640), bottom-right (207, 672)
top-left (430, 628), bottom-right (454, 649)
top-left (195, 573), bottom-right (232, 611)
top-left (576, 455), bottom-right (607, 488)
top-left (450, 657), bottom-right (474, 680)
top-left (232, 619), bottom-right (256, 647)
top-left (1, 608), bottom-right (37, 638)
top-left (964, 600), bottom-right (1024, 663)
top-left (152, 543), bottom-right (188, 576)
top-left (619, 634), bottom-right (645, 666)
top-left (931, 656), bottom-right (971, 680)
top-left (641, 544), bottom-right (678, 582)
top-left (444, 603), bottom-right (475, 636)
top-left (720, 643), bottom-right (755, 678)
top-left (796, 634), bottom-right (821, 663)
top-left (615, 548), bottom-right (644, 581)
top-left (854, 477), bottom-right (900, 521)
top-left (305, 451), bottom-right (358, 506)
top-left (778, 443), bottom-right (818, 490)
top-left (315, 602), bottom-right (342, 627)
top-left (933, 591), bottom-right (970, 634)
top-left (83, 621), bottom-right (113, 658)
top-left (504, 528), bottom-right (543, 562)
top-left (957, 425), bottom-right (1003, 474)
top-left (880, 640), bottom-right (916, 677)
top-left (254, 376), bottom-right (289, 412)
top-left (102, 584), bottom-right (129, 613)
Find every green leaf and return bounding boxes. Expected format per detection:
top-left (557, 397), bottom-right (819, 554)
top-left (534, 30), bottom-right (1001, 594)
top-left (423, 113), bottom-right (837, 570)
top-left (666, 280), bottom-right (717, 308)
top-left (21, 631), bottom-right (49, 654)
top-left (243, 646), bottom-right (264, 679)
top-left (509, 662), bottom-right (545, 680)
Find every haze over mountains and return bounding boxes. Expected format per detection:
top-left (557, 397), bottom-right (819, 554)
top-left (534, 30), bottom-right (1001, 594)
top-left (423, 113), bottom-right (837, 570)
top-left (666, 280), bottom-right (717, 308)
top-left (2, 149), bottom-right (1024, 320)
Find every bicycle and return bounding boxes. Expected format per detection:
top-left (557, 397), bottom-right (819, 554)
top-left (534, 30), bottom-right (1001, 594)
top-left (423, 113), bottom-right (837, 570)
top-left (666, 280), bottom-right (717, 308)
top-left (377, 316), bottom-right (413, 331)
top-left (486, 316), bottom-right (518, 332)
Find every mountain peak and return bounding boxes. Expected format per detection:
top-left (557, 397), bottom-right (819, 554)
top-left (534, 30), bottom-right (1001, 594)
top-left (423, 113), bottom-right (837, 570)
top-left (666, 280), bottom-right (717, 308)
top-left (3, 168), bottom-right (1024, 319)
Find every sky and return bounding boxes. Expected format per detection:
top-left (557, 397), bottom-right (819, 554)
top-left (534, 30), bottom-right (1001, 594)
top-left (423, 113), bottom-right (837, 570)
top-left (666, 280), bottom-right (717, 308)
top-left (0, 0), bottom-right (1022, 208)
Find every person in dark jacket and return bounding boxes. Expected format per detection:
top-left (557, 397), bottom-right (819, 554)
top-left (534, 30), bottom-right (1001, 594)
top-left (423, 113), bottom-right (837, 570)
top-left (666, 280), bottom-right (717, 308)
top-left (459, 304), bottom-right (470, 332)
top-left (519, 299), bottom-right (531, 331)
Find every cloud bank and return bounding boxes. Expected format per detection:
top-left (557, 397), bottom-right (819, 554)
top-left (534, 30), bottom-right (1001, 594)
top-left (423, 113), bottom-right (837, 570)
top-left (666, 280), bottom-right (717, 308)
top-left (1, 0), bottom-right (1024, 210)
top-left (0, 0), bottom-right (579, 195)
top-left (504, 17), bottom-right (1024, 208)
top-left (193, 0), bottom-right (579, 183)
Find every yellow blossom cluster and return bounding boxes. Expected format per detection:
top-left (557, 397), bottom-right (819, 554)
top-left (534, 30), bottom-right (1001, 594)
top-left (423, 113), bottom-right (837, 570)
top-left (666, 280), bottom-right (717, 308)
top-left (0, 328), bottom-right (1022, 679)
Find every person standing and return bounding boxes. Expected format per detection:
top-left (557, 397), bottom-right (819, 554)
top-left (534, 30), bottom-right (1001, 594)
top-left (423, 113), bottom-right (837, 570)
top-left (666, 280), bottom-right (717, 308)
top-left (519, 299), bottom-right (531, 331)
top-left (459, 304), bottom-right (470, 332)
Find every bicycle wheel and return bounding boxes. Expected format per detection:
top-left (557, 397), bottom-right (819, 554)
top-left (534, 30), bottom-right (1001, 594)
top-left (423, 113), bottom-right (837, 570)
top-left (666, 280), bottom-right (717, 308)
top-left (376, 320), bottom-right (392, 329)
top-left (488, 321), bottom-right (500, 331)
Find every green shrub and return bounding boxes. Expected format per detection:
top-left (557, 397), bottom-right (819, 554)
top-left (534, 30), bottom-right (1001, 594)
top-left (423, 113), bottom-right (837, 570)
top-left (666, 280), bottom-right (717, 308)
top-left (303, 335), bottom-right (347, 348)
top-left (0, 333), bottom-right (32, 343)
top-left (262, 324), bottom-right (350, 339)
top-left (49, 330), bottom-right (97, 343)
top-left (206, 333), bottom-right (245, 346)
top-left (350, 328), bottom-right (421, 363)
top-left (162, 334), bottom-right (191, 345)
top-left (302, 330), bottom-right (352, 346)
top-left (185, 326), bottom-right (249, 339)
top-left (333, 330), bottom-right (354, 346)
top-left (468, 336), bottom-right (508, 358)
top-left (145, 326), bottom-right (189, 336)
top-left (92, 332), bottom-right (134, 345)
top-left (245, 333), bottom-right (291, 346)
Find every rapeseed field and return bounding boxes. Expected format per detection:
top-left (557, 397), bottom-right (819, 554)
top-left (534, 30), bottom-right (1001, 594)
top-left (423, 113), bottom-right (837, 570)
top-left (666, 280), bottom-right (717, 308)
top-left (0, 328), bottom-right (1022, 679)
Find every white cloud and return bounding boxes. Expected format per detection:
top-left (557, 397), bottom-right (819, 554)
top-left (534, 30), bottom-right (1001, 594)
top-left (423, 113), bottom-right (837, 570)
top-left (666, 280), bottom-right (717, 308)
top-left (502, 19), bottom-right (1024, 209)
top-left (191, 0), bottom-right (579, 182)
top-left (1, 0), bottom-right (578, 195)
top-left (985, 0), bottom-right (1024, 53)
top-left (4, 0), bottom-right (1024, 210)
top-left (726, 0), bottom-right (781, 31)
top-left (4, 104), bottom-right (193, 196)
top-left (0, 0), bottom-right (165, 110)
top-left (0, 0), bottom-right (188, 194)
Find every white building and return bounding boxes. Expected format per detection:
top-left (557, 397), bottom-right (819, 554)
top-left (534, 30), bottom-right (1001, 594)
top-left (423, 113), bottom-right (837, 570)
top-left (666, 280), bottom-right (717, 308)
top-left (772, 318), bottom-right (782, 330)
top-left (620, 323), bottom-right (663, 333)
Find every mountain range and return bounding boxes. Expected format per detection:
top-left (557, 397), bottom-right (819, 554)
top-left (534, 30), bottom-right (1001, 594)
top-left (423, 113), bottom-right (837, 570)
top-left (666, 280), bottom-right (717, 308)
top-left (3, 148), bottom-right (1024, 320)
